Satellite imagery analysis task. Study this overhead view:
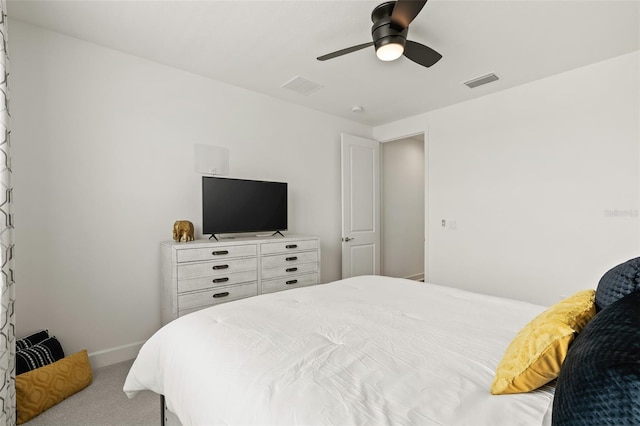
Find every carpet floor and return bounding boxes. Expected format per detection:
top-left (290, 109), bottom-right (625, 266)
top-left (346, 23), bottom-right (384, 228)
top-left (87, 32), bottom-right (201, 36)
top-left (23, 359), bottom-right (160, 426)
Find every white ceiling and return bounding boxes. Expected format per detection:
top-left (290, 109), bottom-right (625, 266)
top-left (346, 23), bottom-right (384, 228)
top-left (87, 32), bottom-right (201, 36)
top-left (8, 0), bottom-right (640, 126)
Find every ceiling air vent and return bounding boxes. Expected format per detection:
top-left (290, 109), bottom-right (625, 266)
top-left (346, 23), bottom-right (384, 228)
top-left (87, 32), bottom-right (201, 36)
top-left (463, 73), bottom-right (499, 89)
top-left (280, 76), bottom-right (324, 96)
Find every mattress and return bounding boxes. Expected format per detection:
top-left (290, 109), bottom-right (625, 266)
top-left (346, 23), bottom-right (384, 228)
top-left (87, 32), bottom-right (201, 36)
top-left (124, 275), bottom-right (554, 425)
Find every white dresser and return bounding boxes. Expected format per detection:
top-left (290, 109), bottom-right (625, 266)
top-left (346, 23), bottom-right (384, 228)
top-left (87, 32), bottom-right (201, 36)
top-left (160, 235), bottom-right (320, 325)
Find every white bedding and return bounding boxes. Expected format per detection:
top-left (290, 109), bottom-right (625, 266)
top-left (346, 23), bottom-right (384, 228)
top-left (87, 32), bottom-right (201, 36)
top-left (124, 275), bottom-right (554, 425)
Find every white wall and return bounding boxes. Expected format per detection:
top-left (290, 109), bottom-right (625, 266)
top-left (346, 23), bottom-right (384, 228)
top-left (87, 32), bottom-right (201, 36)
top-left (9, 20), bottom-right (372, 366)
top-left (382, 136), bottom-right (425, 279)
top-left (10, 18), bottom-right (640, 367)
top-left (375, 51), bottom-right (640, 306)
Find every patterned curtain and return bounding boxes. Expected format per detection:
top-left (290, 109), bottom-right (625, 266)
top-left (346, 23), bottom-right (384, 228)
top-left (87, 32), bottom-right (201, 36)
top-left (0, 1), bottom-right (15, 424)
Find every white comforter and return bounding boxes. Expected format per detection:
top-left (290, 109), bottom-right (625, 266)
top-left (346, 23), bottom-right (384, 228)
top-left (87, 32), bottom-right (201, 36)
top-left (124, 276), bottom-right (554, 425)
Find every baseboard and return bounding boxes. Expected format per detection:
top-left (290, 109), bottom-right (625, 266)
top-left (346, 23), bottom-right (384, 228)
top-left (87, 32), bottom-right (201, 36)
top-left (88, 340), bottom-right (146, 369)
top-left (405, 273), bottom-right (425, 282)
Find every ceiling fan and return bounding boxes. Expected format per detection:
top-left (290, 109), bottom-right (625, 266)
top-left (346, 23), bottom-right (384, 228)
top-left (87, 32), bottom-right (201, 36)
top-left (317, 0), bottom-right (442, 68)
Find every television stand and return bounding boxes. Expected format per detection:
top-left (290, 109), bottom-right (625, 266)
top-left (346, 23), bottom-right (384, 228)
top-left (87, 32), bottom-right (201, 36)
top-left (210, 232), bottom-right (283, 240)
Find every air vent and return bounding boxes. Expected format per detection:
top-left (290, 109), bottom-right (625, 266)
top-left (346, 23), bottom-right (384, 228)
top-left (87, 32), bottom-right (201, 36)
top-left (463, 73), bottom-right (499, 89)
top-left (280, 76), bottom-right (324, 96)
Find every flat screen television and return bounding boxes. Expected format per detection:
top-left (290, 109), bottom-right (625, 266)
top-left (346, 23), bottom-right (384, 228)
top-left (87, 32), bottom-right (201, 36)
top-left (202, 176), bottom-right (288, 236)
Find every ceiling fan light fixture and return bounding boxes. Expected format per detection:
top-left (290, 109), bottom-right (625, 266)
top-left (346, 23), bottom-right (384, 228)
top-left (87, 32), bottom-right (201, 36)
top-left (376, 43), bottom-right (404, 61)
top-left (375, 36), bottom-right (405, 61)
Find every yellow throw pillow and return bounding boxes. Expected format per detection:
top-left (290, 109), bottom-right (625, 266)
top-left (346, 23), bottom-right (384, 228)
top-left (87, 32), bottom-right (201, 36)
top-left (16, 349), bottom-right (93, 424)
top-left (491, 289), bottom-right (596, 395)
top-left (549, 289), bottom-right (598, 331)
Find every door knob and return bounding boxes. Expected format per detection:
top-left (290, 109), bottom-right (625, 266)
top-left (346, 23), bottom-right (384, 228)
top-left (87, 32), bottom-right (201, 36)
top-left (342, 237), bottom-right (354, 242)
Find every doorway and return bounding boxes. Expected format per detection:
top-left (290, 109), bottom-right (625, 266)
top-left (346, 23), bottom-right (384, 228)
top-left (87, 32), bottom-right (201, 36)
top-left (381, 134), bottom-right (425, 280)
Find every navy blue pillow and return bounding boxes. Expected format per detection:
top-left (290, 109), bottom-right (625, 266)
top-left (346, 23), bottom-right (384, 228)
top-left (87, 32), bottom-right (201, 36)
top-left (552, 290), bottom-right (640, 425)
top-left (595, 257), bottom-right (640, 312)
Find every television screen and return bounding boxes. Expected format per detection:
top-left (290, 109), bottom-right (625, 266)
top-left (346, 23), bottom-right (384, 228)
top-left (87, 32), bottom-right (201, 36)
top-left (202, 177), bottom-right (288, 235)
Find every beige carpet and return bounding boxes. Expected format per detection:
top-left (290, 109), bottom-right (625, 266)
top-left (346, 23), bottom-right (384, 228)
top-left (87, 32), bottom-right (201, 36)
top-left (23, 359), bottom-right (160, 426)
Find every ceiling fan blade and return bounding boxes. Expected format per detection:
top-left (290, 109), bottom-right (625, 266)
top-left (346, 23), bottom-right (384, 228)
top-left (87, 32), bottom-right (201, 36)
top-left (390, 0), bottom-right (428, 28)
top-left (317, 42), bottom-right (374, 61)
top-left (403, 40), bottom-right (442, 68)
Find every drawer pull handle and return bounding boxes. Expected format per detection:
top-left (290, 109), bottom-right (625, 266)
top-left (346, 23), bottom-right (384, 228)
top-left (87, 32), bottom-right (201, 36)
top-left (212, 292), bottom-right (229, 298)
top-left (212, 277), bottom-right (229, 283)
top-left (212, 250), bottom-right (229, 256)
top-left (212, 265), bottom-right (229, 270)
top-left (286, 267), bottom-right (298, 273)
top-left (285, 244), bottom-right (298, 249)
top-left (285, 256), bottom-right (298, 262)
top-left (286, 280), bottom-right (298, 285)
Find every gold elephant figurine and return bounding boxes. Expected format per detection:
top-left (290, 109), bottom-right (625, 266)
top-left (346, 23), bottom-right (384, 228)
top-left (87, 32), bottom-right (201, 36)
top-left (173, 220), bottom-right (194, 242)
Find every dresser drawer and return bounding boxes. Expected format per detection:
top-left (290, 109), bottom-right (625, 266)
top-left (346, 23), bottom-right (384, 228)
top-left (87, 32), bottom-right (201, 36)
top-left (262, 273), bottom-right (319, 294)
top-left (261, 251), bottom-right (318, 269)
top-left (261, 239), bottom-right (318, 255)
top-left (178, 270), bottom-right (258, 293)
top-left (178, 258), bottom-right (257, 280)
top-left (178, 282), bottom-right (258, 312)
top-left (262, 261), bottom-right (318, 279)
top-left (177, 244), bottom-right (257, 263)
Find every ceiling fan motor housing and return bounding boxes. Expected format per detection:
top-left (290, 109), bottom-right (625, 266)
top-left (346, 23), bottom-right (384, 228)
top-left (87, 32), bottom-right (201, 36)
top-left (371, 2), bottom-right (408, 51)
top-left (372, 19), bottom-right (408, 51)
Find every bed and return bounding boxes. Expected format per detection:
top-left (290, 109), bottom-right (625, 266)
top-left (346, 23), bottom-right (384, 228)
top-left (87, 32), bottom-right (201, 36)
top-left (124, 275), bottom-right (558, 425)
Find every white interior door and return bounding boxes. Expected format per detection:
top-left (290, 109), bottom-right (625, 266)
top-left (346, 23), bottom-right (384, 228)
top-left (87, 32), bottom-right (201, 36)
top-left (341, 134), bottom-right (381, 278)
